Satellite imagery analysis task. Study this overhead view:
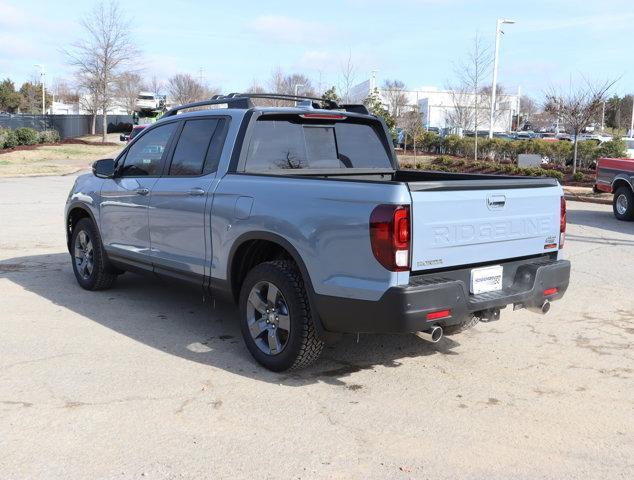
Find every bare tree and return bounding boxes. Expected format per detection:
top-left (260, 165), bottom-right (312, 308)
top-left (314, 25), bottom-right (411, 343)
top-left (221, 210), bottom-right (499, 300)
top-left (115, 71), bottom-right (143, 113)
top-left (167, 73), bottom-right (207, 105)
top-left (519, 95), bottom-right (538, 125)
top-left (400, 106), bottom-right (424, 155)
top-left (338, 50), bottom-right (356, 103)
top-left (444, 86), bottom-right (475, 134)
top-left (382, 79), bottom-right (409, 121)
top-left (66, 0), bottom-right (138, 142)
top-left (545, 77), bottom-right (617, 173)
top-left (266, 68), bottom-right (314, 105)
top-left (51, 78), bottom-right (80, 104)
top-left (448, 33), bottom-right (492, 159)
top-left (75, 73), bottom-right (101, 134)
top-left (146, 75), bottom-right (165, 96)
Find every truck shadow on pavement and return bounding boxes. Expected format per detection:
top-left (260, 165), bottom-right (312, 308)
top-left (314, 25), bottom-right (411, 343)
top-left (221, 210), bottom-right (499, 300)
top-left (1, 252), bottom-right (460, 386)
top-left (566, 206), bottom-right (634, 238)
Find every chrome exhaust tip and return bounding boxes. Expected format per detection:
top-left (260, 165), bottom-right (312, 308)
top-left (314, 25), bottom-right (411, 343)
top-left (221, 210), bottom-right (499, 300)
top-left (528, 299), bottom-right (551, 315)
top-left (418, 325), bottom-right (443, 343)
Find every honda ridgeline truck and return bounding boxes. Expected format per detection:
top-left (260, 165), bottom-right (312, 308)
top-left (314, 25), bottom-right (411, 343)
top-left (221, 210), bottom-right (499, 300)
top-left (65, 94), bottom-right (571, 371)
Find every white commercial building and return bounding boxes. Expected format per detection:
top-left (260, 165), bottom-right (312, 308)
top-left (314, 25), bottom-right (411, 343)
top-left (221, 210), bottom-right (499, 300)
top-left (349, 80), bottom-right (520, 134)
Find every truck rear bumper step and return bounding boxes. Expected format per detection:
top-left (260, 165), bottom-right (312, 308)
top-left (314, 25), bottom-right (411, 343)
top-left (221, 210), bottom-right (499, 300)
top-left (314, 259), bottom-right (571, 334)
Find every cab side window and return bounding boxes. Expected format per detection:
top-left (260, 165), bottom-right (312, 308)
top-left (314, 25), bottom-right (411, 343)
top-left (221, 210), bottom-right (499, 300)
top-left (167, 118), bottom-right (228, 176)
top-left (120, 123), bottom-right (177, 176)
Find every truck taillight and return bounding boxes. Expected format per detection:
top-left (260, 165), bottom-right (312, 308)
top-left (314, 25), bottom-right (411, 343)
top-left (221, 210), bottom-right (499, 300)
top-left (560, 197), bottom-right (566, 248)
top-left (370, 204), bottom-right (410, 272)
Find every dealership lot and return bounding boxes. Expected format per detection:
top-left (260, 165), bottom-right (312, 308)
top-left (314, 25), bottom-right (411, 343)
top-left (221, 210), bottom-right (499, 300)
top-left (1, 174), bottom-right (632, 479)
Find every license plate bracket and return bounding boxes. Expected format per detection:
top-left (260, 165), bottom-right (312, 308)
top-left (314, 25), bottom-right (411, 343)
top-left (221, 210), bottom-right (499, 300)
top-left (470, 265), bottom-right (503, 295)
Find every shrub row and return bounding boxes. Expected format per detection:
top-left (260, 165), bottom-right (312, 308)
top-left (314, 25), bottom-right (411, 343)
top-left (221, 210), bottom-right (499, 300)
top-left (407, 132), bottom-right (627, 167)
top-left (0, 128), bottom-right (61, 149)
top-left (418, 156), bottom-right (566, 181)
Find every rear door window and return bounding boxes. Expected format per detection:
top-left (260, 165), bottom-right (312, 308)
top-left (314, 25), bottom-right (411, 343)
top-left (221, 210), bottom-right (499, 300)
top-left (244, 118), bottom-right (392, 171)
top-left (168, 119), bottom-right (219, 176)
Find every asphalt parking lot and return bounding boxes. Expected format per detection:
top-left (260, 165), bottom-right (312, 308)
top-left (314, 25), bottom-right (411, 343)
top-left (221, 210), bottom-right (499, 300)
top-left (1, 174), bottom-right (632, 479)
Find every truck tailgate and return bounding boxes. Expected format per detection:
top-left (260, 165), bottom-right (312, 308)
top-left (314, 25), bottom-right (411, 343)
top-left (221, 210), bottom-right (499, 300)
top-left (410, 184), bottom-right (562, 272)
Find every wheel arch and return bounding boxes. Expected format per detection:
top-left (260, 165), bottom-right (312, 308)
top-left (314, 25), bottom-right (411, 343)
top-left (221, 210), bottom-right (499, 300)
top-left (612, 175), bottom-right (634, 194)
top-left (66, 203), bottom-right (98, 253)
top-left (227, 231), bottom-right (328, 337)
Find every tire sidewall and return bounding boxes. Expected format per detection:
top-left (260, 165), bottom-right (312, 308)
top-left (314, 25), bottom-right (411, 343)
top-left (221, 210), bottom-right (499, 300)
top-left (71, 218), bottom-right (103, 289)
top-left (239, 262), bottom-right (308, 372)
top-left (613, 187), bottom-right (634, 221)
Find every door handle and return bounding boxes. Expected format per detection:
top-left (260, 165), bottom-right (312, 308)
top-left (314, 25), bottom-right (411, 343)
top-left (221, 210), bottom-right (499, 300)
top-left (135, 188), bottom-right (150, 196)
top-left (188, 187), bottom-right (206, 196)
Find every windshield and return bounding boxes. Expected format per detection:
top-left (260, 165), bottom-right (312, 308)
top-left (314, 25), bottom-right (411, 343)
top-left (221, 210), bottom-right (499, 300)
top-left (245, 117), bottom-right (393, 171)
top-left (138, 95), bottom-right (155, 100)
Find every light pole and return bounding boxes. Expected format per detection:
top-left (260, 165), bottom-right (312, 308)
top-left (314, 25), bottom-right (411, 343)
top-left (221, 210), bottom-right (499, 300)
top-left (630, 99), bottom-right (634, 137)
top-left (34, 64), bottom-right (46, 114)
top-left (488, 19), bottom-right (515, 138)
top-left (293, 84), bottom-right (305, 106)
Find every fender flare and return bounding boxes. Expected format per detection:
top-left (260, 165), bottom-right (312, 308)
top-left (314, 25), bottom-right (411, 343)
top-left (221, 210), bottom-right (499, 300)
top-left (612, 174), bottom-right (634, 192)
top-left (227, 231), bottom-right (331, 338)
top-left (65, 202), bottom-right (99, 253)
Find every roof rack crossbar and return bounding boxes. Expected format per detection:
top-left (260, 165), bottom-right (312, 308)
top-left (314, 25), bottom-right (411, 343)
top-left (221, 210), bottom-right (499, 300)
top-left (225, 92), bottom-right (338, 109)
top-left (163, 97), bottom-right (253, 117)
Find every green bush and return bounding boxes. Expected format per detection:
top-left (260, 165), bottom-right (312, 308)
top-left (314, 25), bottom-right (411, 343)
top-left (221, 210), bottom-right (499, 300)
top-left (0, 129), bottom-right (18, 149)
top-left (572, 171), bottom-right (584, 182)
top-left (0, 129), bottom-right (9, 149)
top-left (575, 140), bottom-right (598, 168)
top-left (547, 141), bottom-right (572, 166)
top-left (596, 137), bottom-right (627, 159)
top-left (38, 129), bottom-right (61, 144)
top-left (14, 127), bottom-right (39, 146)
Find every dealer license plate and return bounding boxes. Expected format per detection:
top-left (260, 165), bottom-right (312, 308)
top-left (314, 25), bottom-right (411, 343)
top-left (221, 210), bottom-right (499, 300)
top-left (470, 265), bottom-right (503, 295)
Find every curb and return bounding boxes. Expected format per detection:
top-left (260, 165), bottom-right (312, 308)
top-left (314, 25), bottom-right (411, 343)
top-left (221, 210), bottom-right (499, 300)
top-left (563, 192), bottom-right (612, 205)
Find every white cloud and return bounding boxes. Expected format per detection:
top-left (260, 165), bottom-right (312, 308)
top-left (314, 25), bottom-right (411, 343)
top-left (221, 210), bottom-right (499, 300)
top-left (0, 1), bottom-right (26, 28)
top-left (248, 15), bottom-right (337, 44)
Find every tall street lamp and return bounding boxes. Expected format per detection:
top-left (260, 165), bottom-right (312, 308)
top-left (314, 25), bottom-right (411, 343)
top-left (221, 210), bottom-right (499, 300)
top-left (34, 64), bottom-right (46, 115)
top-left (488, 19), bottom-right (515, 138)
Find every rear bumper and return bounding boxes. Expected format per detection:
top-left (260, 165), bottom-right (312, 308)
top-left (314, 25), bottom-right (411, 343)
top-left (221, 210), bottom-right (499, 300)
top-left (314, 258), bottom-right (571, 334)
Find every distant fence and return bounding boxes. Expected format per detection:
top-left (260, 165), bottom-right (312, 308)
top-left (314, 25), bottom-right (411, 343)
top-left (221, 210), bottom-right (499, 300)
top-left (0, 114), bottom-right (133, 139)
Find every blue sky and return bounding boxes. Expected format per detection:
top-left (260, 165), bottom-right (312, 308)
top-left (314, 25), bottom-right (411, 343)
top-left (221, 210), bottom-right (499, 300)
top-left (1, 0), bottom-right (633, 101)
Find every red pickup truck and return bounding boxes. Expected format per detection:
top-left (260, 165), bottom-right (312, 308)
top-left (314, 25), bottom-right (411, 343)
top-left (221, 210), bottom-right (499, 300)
top-left (594, 158), bottom-right (634, 220)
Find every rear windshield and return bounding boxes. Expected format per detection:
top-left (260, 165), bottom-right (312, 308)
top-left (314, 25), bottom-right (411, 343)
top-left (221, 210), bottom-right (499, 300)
top-left (244, 118), bottom-right (393, 171)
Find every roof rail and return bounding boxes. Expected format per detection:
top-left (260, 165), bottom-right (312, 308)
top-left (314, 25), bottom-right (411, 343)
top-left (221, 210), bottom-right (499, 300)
top-left (162, 97), bottom-right (253, 118)
top-left (162, 93), bottom-right (371, 117)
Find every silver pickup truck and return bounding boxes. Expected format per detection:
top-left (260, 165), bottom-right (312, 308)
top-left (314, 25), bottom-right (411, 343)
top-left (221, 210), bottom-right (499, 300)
top-left (65, 93), bottom-right (571, 371)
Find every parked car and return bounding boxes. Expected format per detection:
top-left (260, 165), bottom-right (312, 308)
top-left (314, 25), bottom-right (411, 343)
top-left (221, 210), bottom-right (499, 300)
top-left (134, 91), bottom-right (162, 112)
top-left (119, 124), bottom-right (147, 143)
top-left (594, 157), bottom-right (634, 220)
top-left (65, 93), bottom-right (571, 371)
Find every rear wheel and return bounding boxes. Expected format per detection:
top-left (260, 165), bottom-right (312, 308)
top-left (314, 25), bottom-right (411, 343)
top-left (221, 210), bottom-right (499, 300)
top-left (71, 218), bottom-right (117, 290)
top-left (613, 186), bottom-right (634, 221)
top-left (239, 260), bottom-right (324, 371)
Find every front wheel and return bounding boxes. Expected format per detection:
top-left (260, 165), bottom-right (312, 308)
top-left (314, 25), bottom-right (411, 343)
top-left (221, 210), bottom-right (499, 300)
top-left (239, 261), bottom-right (324, 371)
top-left (71, 218), bottom-right (117, 290)
top-left (613, 186), bottom-right (634, 221)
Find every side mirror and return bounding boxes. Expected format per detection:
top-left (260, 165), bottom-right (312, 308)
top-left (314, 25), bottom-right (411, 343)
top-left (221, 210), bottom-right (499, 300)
top-left (119, 134), bottom-right (130, 142)
top-left (92, 158), bottom-right (115, 178)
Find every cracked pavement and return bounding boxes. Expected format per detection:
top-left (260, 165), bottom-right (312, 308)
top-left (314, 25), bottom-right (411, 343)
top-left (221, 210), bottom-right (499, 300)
top-left (1, 174), bottom-right (632, 479)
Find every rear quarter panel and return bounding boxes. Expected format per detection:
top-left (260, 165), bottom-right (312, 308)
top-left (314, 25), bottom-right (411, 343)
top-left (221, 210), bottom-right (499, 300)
top-left (211, 174), bottom-right (411, 301)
